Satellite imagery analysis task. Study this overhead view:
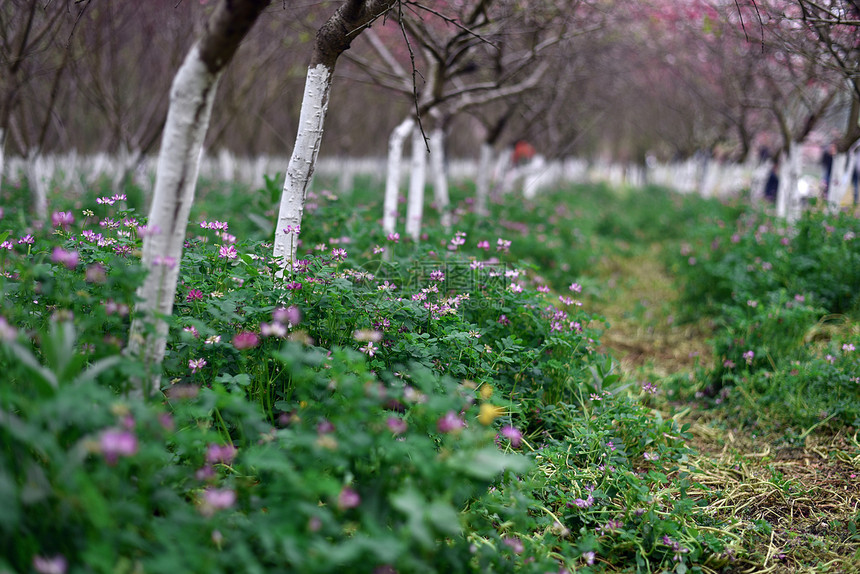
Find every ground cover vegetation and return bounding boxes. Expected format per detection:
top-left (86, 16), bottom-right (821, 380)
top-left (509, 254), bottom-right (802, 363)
top-left (0, 175), bottom-right (858, 573)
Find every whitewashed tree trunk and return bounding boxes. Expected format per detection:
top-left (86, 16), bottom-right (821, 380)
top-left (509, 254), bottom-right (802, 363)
top-left (827, 152), bottom-right (849, 212)
top-left (428, 127), bottom-right (451, 230)
top-left (475, 142), bottom-right (493, 217)
top-left (272, 0), bottom-right (398, 269)
top-left (828, 148), bottom-right (857, 212)
top-left (382, 117), bottom-right (414, 234)
top-left (128, 46), bottom-right (221, 386)
top-left (127, 0), bottom-right (268, 395)
top-left (777, 143), bottom-right (801, 221)
top-left (405, 127), bottom-right (428, 241)
top-left (338, 159), bottom-right (353, 196)
top-left (272, 64), bottom-right (332, 268)
top-left (27, 150), bottom-right (48, 221)
top-left (0, 128), bottom-right (5, 194)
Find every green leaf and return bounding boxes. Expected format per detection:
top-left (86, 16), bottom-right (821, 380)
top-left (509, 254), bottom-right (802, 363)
top-left (7, 342), bottom-right (58, 396)
top-left (448, 447), bottom-right (531, 481)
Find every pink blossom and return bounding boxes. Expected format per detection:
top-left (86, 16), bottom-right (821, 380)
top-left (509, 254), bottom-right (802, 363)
top-left (51, 211), bottom-right (74, 230)
top-left (218, 245), bottom-right (237, 260)
top-left (206, 443), bottom-right (237, 465)
top-left (233, 331), bottom-right (259, 350)
top-left (51, 248), bottom-right (79, 269)
top-left (201, 488), bottom-right (236, 514)
top-left (582, 551), bottom-right (596, 565)
top-left (189, 358), bottom-right (207, 372)
top-left (437, 411), bottom-right (465, 433)
top-left (386, 416), bottom-right (407, 435)
top-left (338, 486), bottom-right (361, 509)
top-left (500, 425), bottom-right (523, 448)
top-left (33, 555), bottom-right (67, 574)
top-left (100, 429), bottom-right (138, 464)
top-left (502, 536), bottom-right (524, 554)
top-left (0, 316), bottom-right (18, 342)
top-left (186, 289), bottom-right (204, 301)
top-left (273, 305), bottom-right (301, 326)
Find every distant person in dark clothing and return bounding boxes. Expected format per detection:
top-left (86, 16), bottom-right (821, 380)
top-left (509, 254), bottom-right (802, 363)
top-left (764, 159), bottom-right (779, 204)
top-left (853, 149), bottom-right (859, 206)
top-left (821, 143), bottom-right (835, 201)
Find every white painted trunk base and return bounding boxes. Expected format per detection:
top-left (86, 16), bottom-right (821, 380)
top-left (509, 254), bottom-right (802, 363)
top-left (827, 150), bottom-right (857, 212)
top-left (428, 128), bottom-right (451, 230)
top-left (272, 64), bottom-right (332, 269)
top-left (0, 128), bottom-right (5, 195)
top-left (128, 44), bottom-right (221, 391)
top-left (475, 143), bottom-right (493, 217)
top-left (405, 127), bottom-right (427, 241)
top-left (382, 117), bottom-right (414, 235)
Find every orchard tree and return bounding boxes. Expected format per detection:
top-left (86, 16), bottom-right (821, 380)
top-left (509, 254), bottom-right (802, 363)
top-left (347, 0), bottom-right (572, 237)
top-left (128, 0), bottom-right (270, 394)
top-left (735, 0), bottom-right (849, 213)
top-left (271, 0), bottom-right (399, 269)
top-left (0, 0), bottom-right (92, 218)
top-left (791, 0), bottom-right (860, 206)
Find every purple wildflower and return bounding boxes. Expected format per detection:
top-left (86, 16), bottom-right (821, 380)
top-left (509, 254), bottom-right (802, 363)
top-left (100, 429), bottom-right (138, 464)
top-left (33, 555), bottom-right (67, 574)
top-left (189, 358), bottom-right (207, 372)
top-left (386, 417), bottom-right (407, 435)
top-left (51, 211), bottom-right (74, 230)
top-left (186, 289), bottom-right (204, 302)
top-left (232, 331), bottom-right (259, 350)
top-left (437, 411), bottom-right (465, 434)
top-left (338, 486), bottom-right (361, 509)
top-left (51, 247), bottom-right (79, 269)
top-left (500, 425), bottom-right (523, 448)
top-left (206, 443), bottom-right (237, 465)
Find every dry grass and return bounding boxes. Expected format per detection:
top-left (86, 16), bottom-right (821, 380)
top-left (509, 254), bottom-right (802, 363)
top-left (589, 245), bottom-right (860, 573)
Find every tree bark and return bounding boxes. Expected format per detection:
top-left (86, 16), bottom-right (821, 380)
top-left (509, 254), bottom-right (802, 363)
top-left (272, 0), bottom-right (398, 269)
top-left (382, 116), bottom-right (414, 234)
top-left (475, 142), bottom-right (493, 217)
top-left (428, 127), bottom-right (451, 231)
top-left (405, 126), bottom-right (427, 241)
top-left (776, 142), bottom-right (801, 221)
top-left (128, 0), bottom-right (269, 395)
top-left (0, 128), bottom-right (5, 195)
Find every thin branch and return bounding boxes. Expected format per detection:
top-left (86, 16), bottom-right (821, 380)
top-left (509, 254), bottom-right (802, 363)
top-left (404, 0), bottom-right (498, 49)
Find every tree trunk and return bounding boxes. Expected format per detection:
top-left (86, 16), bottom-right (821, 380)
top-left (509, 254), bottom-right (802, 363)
top-left (127, 0), bottom-right (269, 395)
top-left (405, 126), bottom-right (427, 241)
top-left (428, 127), bottom-right (451, 231)
top-left (475, 142), bottom-right (493, 217)
top-left (383, 117), bottom-right (414, 234)
top-left (0, 128), bottom-right (5, 194)
top-left (828, 150), bottom-right (856, 212)
top-left (272, 0), bottom-right (398, 268)
top-left (272, 63), bottom-right (331, 268)
top-left (26, 149), bottom-right (48, 221)
top-left (777, 142), bottom-right (801, 221)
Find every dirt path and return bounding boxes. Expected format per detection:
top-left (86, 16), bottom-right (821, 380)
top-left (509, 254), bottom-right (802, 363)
top-left (589, 245), bottom-right (860, 573)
